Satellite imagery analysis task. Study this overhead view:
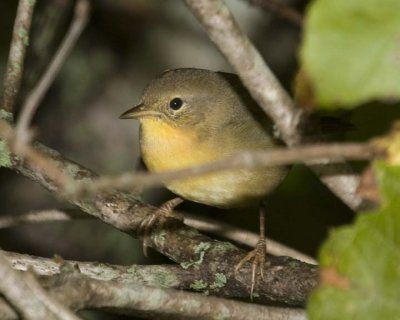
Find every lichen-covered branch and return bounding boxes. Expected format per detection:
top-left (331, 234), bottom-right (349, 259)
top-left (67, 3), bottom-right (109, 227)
top-left (0, 267), bottom-right (307, 320)
top-left (4, 249), bottom-right (315, 306)
top-left (0, 251), bottom-right (79, 320)
top-left (49, 273), bottom-right (307, 320)
top-left (1, 0), bottom-right (36, 112)
top-left (183, 0), bottom-right (369, 211)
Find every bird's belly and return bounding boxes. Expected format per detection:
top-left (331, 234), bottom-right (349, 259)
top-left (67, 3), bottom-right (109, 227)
top-left (167, 168), bottom-right (284, 208)
top-left (139, 119), bottom-right (286, 207)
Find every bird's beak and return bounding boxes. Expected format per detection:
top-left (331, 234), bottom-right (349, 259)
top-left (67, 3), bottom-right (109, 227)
top-left (119, 103), bottom-right (160, 119)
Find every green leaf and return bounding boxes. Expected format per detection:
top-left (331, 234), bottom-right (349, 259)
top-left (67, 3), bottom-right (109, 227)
top-left (301, 0), bottom-right (400, 108)
top-left (308, 161), bottom-right (400, 319)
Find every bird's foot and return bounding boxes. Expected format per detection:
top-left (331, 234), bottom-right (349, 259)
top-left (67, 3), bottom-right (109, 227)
top-left (235, 238), bottom-right (267, 300)
top-left (139, 197), bottom-right (184, 255)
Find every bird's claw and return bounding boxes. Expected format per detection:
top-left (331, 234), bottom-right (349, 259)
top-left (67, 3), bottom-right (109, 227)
top-left (138, 197), bottom-right (184, 256)
top-left (234, 238), bottom-right (267, 300)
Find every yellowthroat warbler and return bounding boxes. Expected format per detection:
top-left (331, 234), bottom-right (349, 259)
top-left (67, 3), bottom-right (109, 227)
top-left (120, 68), bottom-right (288, 295)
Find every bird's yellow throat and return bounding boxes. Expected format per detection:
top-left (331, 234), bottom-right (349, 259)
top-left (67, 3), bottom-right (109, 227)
top-left (139, 118), bottom-right (217, 172)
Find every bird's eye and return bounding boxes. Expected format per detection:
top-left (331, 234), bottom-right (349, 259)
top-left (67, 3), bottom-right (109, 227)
top-left (169, 97), bottom-right (183, 110)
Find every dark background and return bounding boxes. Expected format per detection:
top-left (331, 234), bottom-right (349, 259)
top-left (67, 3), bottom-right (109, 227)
top-left (0, 1), bottom-right (398, 319)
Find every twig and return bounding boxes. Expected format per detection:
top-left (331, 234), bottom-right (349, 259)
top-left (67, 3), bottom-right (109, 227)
top-left (1, 0), bottom-right (36, 112)
top-left (183, 0), bottom-right (369, 212)
top-left (0, 297), bottom-right (17, 320)
top-left (0, 209), bottom-right (316, 263)
top-left (1, 117), bottom-right (376, 201)
top-left (248, 0), bottom-right (303, 27)
top-left (184, 213), bottom-right (317, 264)
top-left (0, 209), bottom-right (87, 229)
top-left (0, 251), bottom-right (79, 320)
top-left (0, 120), bottom-right (74, 190)
top-left (68, 142), bottom-right (375, 196)
top-left (14, 0), bottom-right (90, 148)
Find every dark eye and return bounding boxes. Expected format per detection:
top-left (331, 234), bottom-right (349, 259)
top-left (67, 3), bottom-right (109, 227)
top-left (169, 97), bottom-right (183, 110)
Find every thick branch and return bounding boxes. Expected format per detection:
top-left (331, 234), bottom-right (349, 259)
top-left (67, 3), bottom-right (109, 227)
top-left (0, 265), bottom-right (307, 320)
top-left (4, 249), bottom-right (314, 306)
top-left (183, 0), bottom-right (369, 211)
top-left (48, 273), bottom-right (307, 320)
top-left (1, 0), bottom-right (36, 112)
top-left (0, 251), bottom-right (79, 320)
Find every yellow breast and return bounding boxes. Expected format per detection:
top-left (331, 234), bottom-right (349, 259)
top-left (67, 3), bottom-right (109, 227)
top-left (140, 118), bottom-right (218, 171)
top-left (139, 118), bottom-right (285, 208)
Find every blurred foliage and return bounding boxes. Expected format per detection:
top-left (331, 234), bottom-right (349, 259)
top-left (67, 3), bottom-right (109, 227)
top-left (301, 0), bottom-right (400, 108)
top-left (308, 162), bottom-right (400, 320)
top-left (301, 0), bottom-right (400, 318)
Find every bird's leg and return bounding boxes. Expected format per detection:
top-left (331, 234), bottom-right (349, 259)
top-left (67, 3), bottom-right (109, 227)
top-left (139, 197), bottom-right (184, 255)
top-left (235, 204), bottom-right (267, 300)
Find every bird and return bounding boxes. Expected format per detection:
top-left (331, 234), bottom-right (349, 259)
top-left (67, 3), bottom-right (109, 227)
top-left (120, 68), bottom-right (288, 297)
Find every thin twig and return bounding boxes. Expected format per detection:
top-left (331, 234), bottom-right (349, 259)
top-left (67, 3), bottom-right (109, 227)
top-left (0, 209), bottom-right (316, 264)
top-left (183, 0), bottom-right (369, 212)
top-left (1, 0), bottom-right (36, 112)
top-left (0, 251), bottom-right (79, 320)
top-left (14, 0), bottom-right (90, 149)
top-left (0, 209), bottom-right (87, 229)
top-left (249, 0), bottom-right (303, 27)
top-left (1, 118), bottom-right (375, 199)
top-left (184, 213), bottom-right (317, 264)
top-left (0, 120), bottom-right (74, 190)
top-left (68, 142), bottom-right (375, 196)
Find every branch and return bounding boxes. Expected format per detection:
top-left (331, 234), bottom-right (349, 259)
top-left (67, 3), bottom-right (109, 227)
top-left (183, 0), bottom-right (369, 211)
top-left (0, 262), bottom-right (307, 320)
top-left (0, 209), bottom-right (85, 229)
top-left (184, 0), bottom-right (301, 145)
top-left (184, 213), bottom-right (317, 264)
top-left (67, 142), bottom-right (375, 197)
top-left (14, 0), bottom-right (90, 148)
top-left (1, 0), bottom-right (36, 112)
top-left (0, 298), bottom-right (17, 320)
top-left (4, 249), bottom-right (313, 306)
top-left (0, 251), bottom-right (79, 320)
top-left (46, 272), bottom-right (307, 320)
top-left (2, 250), bottom-right (308, 319)
top-left (0, 209), bottom-right (316, 263)
top-left (0, 123), bottom-right (317, 305)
